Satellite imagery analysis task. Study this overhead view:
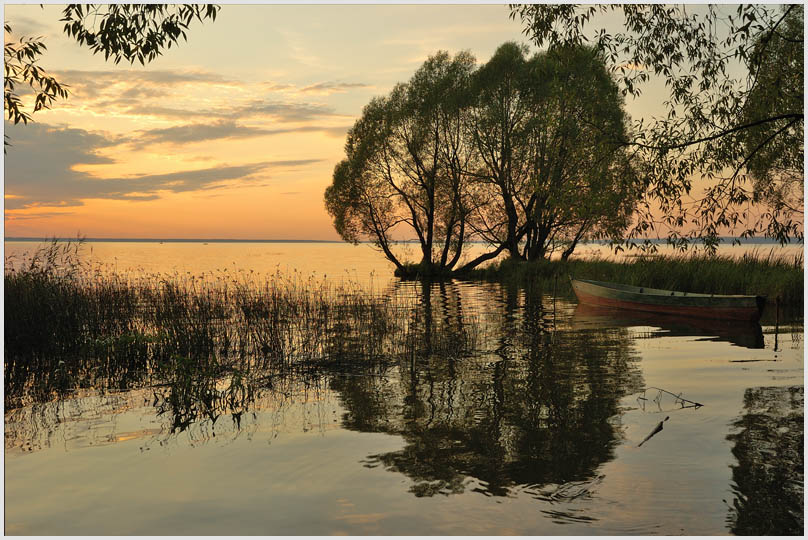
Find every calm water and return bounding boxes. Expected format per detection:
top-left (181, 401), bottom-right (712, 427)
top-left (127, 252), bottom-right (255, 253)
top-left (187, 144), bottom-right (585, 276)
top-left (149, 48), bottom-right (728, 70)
top-left (4, 241), bottom-right (804, 535)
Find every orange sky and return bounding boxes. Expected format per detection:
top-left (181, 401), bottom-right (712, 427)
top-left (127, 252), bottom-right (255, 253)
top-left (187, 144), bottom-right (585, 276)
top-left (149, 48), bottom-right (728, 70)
top-left (2, 4), bottom-right (787, 240)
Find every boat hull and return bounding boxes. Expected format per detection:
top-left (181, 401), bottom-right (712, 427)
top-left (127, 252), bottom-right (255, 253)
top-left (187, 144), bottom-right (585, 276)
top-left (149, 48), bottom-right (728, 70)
top-left (571, 278), bottom-right (765, 322)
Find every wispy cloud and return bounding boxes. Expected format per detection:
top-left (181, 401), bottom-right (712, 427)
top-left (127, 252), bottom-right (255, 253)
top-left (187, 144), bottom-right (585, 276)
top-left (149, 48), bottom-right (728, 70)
top-left (133, 121), bottom-right (272, 146)
top-left (5, 210), bottom-right (77, 222)
top-left (6, 15), bottom-right (56, 39)
top-left (4, 123), bottom-right (324, 209)
top-left (54, 69), bottom-right (233, 97)
top-left (244, 100), bottom-right (339, 122)
top-left (299, 81), bottom-right (372, 95)
top-left (262, 82), bottom-right (296, 92)
top-left (129, 121), bottom-right (350, 148)
top-left (117, 99), bottom-right (341, 124)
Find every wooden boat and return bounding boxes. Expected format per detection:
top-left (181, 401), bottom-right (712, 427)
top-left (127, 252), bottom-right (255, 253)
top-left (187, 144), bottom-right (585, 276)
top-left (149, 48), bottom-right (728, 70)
top-left (570, 278), bottom-right (765, 322)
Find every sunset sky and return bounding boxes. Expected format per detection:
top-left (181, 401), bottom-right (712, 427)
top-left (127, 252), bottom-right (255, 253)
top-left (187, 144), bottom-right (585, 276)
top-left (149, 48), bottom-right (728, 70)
top-left (4, 4), bottom-right (686, 240)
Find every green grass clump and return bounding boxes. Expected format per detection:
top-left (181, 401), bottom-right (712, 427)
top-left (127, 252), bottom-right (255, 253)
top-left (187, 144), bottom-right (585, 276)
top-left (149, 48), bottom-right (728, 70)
top-left (463, 250), bottom-right (804, 307)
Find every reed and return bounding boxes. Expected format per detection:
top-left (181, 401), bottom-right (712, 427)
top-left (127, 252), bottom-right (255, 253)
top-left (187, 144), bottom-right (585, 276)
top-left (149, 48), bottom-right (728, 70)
top-left (4, 240), bottom-right (480, 412)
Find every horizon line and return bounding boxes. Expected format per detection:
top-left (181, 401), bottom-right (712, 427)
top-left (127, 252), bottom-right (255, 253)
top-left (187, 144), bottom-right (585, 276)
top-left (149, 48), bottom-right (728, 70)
top-left (3, 237), bottom-right (345, 243)
top-left (3, 236), bottom-right (799, 245)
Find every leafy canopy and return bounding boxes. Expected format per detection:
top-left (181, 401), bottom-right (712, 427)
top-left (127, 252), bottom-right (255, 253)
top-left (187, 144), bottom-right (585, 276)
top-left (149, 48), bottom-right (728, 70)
top-left (510, 4), bottom-right (804, 248)
top-left (326, 43), bottom-right (640, 275)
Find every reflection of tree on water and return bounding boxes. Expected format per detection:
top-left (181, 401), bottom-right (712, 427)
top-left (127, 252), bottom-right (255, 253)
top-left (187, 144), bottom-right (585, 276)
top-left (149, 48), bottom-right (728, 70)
top-left (726, 385), bottom-right (803, 535)
top-left (333, 281), bottom-right (643, 498)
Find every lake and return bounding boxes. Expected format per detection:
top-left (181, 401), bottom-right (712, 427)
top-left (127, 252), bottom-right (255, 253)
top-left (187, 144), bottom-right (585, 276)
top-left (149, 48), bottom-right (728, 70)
top-left (4, 240), bottom-right (804, 535)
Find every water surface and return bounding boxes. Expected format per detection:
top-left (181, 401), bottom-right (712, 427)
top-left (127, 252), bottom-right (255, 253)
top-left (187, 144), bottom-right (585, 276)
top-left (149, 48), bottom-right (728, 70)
top-left (4, 241), bottom-right (803, 535)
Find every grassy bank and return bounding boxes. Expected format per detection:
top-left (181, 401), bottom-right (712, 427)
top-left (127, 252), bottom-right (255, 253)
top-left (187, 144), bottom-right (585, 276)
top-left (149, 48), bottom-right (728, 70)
top-left (463, 251), bottom-right (804, 307)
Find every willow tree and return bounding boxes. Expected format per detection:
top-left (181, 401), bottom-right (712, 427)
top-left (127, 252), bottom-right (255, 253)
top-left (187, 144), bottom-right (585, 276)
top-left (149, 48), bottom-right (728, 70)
top-left (464, 42), bottom-right (533, 262)
top-left (325, 51), bottom-right (478, 276)
top-left (465, 43), bottom-right (639, 263)
top-left (327, 43), bottom-right (641, 274)
top-left (736, 6), bottom-right (803, 223)
top-left (511, 4), bottom-right (804, 247)
top-left (518, 45), bottom-right (639, 260)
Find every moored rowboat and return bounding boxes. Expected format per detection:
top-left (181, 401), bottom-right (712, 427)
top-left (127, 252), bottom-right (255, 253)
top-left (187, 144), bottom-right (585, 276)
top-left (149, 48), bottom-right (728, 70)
top-left (570, 278), bottom-right (766, 322)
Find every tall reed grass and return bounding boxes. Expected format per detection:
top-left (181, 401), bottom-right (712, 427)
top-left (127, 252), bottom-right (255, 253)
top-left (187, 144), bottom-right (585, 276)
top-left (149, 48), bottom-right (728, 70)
top-left (4, 240), bottom-right (480, 412)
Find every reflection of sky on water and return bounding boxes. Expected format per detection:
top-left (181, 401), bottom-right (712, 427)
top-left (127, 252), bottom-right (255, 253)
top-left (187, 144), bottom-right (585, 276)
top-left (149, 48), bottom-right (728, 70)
top-left (4, 271), bottom-right (803, 534)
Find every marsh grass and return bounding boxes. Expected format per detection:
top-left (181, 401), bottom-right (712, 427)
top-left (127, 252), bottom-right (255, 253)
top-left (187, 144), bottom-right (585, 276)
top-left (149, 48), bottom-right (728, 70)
top-left (7, 240), bottom-right (801, 427)
top-left (464, 249), bottom-right (804, 307)
top-left (4, 241), bottom-right (481, 415)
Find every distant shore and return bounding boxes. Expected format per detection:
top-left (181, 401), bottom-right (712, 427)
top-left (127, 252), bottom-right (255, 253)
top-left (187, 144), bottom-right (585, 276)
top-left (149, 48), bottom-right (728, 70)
top-left (5, 237), bottom-right (803, 245)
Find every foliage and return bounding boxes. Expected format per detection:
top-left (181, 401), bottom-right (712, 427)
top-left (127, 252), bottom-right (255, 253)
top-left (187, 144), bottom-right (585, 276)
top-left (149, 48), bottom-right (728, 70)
top-left (469, 43), bottom-right (639, 261)
top-left (510, 4), bottom-right (804, 248)
top-left (3, 24), bottom-right (69, 129)
top-left (4, 4), bottom-right (219, 145)
top-left (326, 43), bottom-right (641, 275)
top-left (61, 4), bottom-right (220, 65)
top-left (326, 51), bottom-right (478, 275)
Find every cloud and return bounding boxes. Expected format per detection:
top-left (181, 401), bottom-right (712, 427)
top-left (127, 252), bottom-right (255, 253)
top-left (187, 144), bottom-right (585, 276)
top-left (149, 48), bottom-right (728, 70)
top-left (5, 16), bottom-right (54, 39)
top-left (133, 121), bottom-right (271, 146)
top-left (43, 68), bottom-right (355, 128)
top-left (262, 82), bottom-right (296, 92)
top-left (55, 69), bottom-right (231, 90)
top-left (4, 122), bottom-right (324, 209)
top-left (129, 121), bottom-right (350, 147)
top-left (258, 125), bottom-right (349, 138)
top-left (299, 81), bottom-right (372, 95)
top-left (4, 210), bottom-right (77, 222)
top-left (118, 99), bottom-right (339, 124)
top-left (243, 100), bottom-right (338, 122)
top-left (50, 69), bottom-right (233, 102)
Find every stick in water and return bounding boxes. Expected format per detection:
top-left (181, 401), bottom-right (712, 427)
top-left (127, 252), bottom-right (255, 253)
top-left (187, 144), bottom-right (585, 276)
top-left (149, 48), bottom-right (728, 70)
top-left (638, 416), bottom-right (669, 447)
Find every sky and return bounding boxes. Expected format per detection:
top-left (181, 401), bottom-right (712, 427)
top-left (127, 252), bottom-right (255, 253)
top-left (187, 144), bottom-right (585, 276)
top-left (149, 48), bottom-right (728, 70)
top-left (1, 3), bottom-right (721, 240)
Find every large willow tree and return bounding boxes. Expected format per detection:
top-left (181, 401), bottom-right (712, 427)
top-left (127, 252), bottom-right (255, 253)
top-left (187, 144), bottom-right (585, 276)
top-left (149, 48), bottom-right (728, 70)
top-left (325, 44), bottom-right (640, 276)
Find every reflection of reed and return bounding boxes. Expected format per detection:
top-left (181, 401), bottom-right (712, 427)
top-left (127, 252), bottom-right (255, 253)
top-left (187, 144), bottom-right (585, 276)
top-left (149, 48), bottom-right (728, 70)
top-left (726, 385), bottom-right (803, 535)
top-left (5, 269), bottom-right (487, 443)
top-left (4, 374), bottom-right (341, 453)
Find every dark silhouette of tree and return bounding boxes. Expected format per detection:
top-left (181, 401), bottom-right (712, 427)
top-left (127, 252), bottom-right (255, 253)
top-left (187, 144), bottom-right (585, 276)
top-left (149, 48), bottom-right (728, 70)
top-left (726, 386), bottom-right (803, 535)
top-left (3, 25), bottom-right (69, 128)
top-left (325, 51), bottom-right (478, 275)
top-left (510, 4), bottom-right (804, 247)
top-left (326, 43), bottom-right (640, 275)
